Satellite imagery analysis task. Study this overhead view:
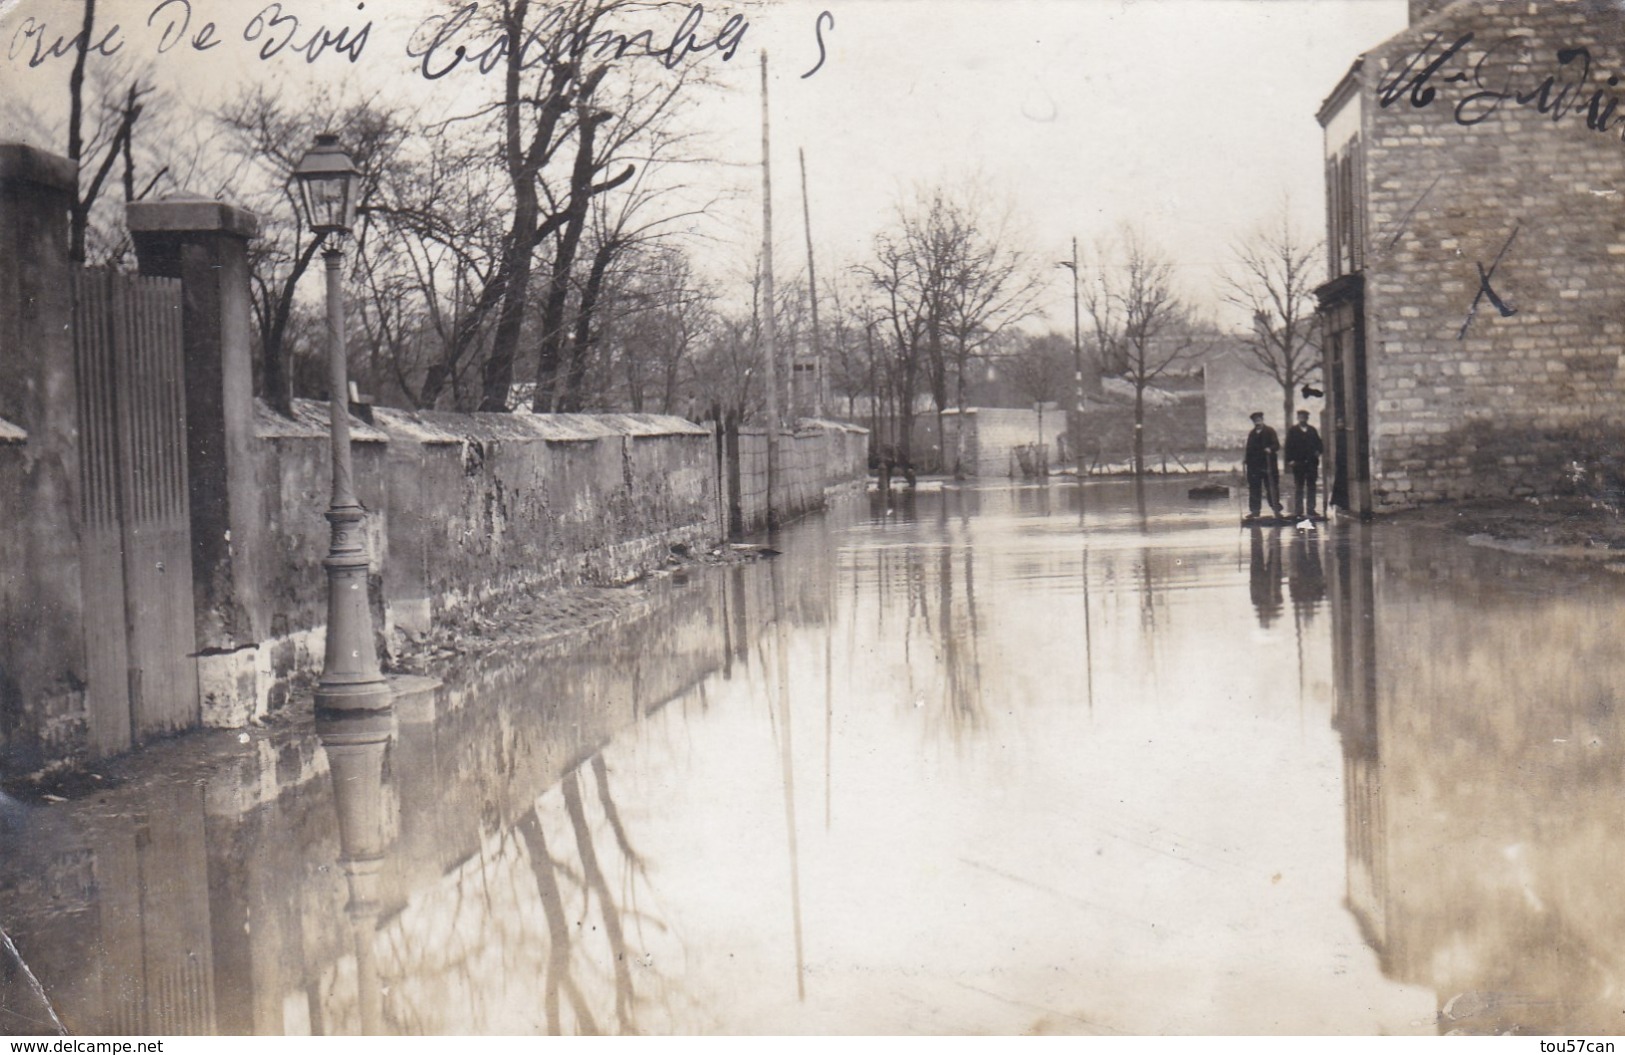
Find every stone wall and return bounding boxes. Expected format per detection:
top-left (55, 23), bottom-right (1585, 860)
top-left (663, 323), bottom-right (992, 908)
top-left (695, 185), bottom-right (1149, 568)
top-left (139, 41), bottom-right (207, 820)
top-left (202, 402), bottom-right (722, 725)
top-left (0, 142), bottom-right (869, 768)
top-left (1075, 393), bottom-right (1208, 471)
top-left (196, 407), bottom-right (865, 727)
top-left (730, 420), bottom-right (869, 534)
top-left (0, 147), bottom-right (88, 770)
top-left (374, 408), bottom-right (718, 628)
top-left (1356, 0), bottom-right (1625, 508)
top-left (937, 407), bottom-right (1061, 477)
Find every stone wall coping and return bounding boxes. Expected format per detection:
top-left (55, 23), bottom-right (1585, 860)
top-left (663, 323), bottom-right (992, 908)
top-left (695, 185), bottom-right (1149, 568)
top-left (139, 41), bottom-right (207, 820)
top-left (0, 415), bottom-right (26, 444)
top-left (738, 421), bottom-right (868, 438)
top-left (128, 196), bottom-right (259, 239)
top-left (795, 417), bottom-right (869, 435)
top-left (255, 398), bottom-right (388, 443)
top-left (0, 143), bottom-right (75, 193)
top-left (372, 406), bottom-right (712, 446)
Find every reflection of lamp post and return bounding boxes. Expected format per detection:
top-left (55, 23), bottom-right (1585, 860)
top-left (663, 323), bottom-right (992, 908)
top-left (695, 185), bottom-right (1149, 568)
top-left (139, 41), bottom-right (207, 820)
top-left (293, 133), bottom-right (390, 717)
top-left (315, 709), bottom-right (394, 1035)
top-left (1056, 238), bottom-right (1085, 481)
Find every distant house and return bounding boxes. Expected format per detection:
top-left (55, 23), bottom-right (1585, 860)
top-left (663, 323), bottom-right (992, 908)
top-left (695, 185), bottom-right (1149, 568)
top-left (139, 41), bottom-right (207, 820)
top-left (1316, 0), bottom-right (1625, 514)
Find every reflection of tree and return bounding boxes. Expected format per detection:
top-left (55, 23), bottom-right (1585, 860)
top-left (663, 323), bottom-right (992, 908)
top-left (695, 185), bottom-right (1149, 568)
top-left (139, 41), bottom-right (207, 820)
top-left (517, 808), bottom-right (598, 1035)
top-left (936, 538), bottom-right (986, 736)
top-left (506, 753), bottom-right (687, 1036)
top-left (1248, 527), bottom-right (1284, 629)
top-left (560, 772), bottom-right (633, 1031)
top-left (590, 756), bottom-right (644, 875)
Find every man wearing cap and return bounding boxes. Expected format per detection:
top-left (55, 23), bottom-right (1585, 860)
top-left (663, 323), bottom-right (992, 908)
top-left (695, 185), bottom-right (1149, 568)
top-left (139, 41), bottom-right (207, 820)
top-left (1243, 411), bottom-right (1283, 520)
top-left (1284, 409), bottom-right (1324, 519)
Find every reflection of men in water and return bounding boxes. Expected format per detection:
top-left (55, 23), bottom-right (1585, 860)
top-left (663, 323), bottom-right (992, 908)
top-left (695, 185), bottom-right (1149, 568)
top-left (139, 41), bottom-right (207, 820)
top-left (1248, 527), bottom-right (1284, 628)
top-left (1243, 411), bottom-right (1283, 519)
top-left (1287, 531), bottom-right (1326, 617)
top-left (1284, 410), bottom-right (1324, 519)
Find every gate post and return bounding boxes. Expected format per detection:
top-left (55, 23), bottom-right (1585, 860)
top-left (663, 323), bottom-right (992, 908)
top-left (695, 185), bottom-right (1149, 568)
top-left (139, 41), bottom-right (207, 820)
top-left (128, 196), bottom-right (267, 726)
top-left (0, 144), bottom-right (88, 767)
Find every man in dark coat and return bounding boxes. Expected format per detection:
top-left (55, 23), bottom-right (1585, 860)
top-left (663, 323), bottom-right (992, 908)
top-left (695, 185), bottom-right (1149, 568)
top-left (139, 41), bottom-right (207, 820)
top-left (1243, 411), bottom-right (1282, 519)
top-left (1284, 409), bottom-right (1324, 519)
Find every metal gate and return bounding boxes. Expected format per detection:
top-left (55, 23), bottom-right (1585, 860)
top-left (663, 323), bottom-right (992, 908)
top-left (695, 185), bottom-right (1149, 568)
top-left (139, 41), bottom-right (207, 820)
top-left (73, 268), bottom-right (199, 754)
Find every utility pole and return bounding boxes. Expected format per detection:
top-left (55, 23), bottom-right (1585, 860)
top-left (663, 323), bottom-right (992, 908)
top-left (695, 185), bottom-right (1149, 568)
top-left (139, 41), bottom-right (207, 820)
top-left (800, 148), bottom-right (825, 419)
top-left (760, 51), bottom-right (780, 531)
top-left (1058, 237), bottom-right (1086, 480)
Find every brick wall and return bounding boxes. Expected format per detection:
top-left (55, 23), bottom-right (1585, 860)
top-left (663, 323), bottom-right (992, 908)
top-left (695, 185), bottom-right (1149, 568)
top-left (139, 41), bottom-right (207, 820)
top-left (1356, 0), bottom-right (1625, 508)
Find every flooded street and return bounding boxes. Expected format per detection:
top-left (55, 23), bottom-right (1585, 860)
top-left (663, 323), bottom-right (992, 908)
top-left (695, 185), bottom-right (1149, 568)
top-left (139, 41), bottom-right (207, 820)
top-left (5, 479), bottom-right (1625, 1035)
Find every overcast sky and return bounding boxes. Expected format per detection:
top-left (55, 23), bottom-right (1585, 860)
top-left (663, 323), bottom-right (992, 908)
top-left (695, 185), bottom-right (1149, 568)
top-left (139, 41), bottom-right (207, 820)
top-left (1, 0), bottom-right (1409, 329)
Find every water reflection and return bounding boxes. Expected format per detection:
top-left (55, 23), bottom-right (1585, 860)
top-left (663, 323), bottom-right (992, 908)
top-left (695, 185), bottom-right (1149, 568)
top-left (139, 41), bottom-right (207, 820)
top-left (1330, 527), bottom-right (1625, 1034)
top-left (1249, 527), bottom-right (1284, 629)
top-left (9, 482), bottom-right (1625, 1033)
top-left (314, 710), bottom-right (394, 1036)
top-left (1288, 531), bottom-right (1326, 620)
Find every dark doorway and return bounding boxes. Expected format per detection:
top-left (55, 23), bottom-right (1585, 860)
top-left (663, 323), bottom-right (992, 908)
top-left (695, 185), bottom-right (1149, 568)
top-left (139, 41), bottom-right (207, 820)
top-left (1316, 274), bottom-right (1370, 517)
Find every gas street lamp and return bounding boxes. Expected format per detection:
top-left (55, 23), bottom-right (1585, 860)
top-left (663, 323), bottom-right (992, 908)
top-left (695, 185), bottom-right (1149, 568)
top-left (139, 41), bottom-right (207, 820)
top-left (293, 133), bottom-right (390, 716)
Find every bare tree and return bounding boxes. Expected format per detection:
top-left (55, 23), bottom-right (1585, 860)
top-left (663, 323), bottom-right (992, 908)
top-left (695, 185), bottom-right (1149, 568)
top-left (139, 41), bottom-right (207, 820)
top-left (214, 89), bottom-right (414, 415)
top-left (402, 0), bottom-right (717, 413)
top-left (551, 124), bottom-right (718, 413)
top-left (1219, 211), bottom-right (1323, 426)
top-left (1091, 230), bottom-right (1202, 476)
top-left (935, 192), bottom-right (1044, 424)
top-left (864, 227), bottom-right (932, 473)
top-left (862, 184), bottom-right (1041, 474)
top-left (598, 244), bottom-right (715, 414)
top-left (18, 0), bottom-right (181, 264)
top-left (820, 273), bottom-right (876, 421)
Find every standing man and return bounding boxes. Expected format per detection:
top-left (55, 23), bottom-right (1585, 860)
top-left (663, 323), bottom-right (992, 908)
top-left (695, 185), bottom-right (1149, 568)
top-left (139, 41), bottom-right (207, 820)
top-left (1243, 411), bottom-right (1283, 520)
top-left (1284, 409), bottom-right (1324, 519)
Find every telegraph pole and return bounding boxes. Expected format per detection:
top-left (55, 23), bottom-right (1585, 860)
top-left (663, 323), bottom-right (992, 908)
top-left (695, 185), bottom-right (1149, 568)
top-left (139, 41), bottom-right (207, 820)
top-left (760, 51), bottom-right (780, 530)
top-left (800, 148), bottom-right (825, 419)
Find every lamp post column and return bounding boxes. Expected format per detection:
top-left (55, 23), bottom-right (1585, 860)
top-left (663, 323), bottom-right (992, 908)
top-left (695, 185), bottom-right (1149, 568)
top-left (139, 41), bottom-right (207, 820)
top-left (316, 241), bottom-right (388, 714)
top-left (1070, 237), bottom-right (1085, 480)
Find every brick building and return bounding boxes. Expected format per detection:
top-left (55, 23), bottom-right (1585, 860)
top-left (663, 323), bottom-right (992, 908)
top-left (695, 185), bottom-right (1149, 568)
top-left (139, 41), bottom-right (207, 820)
top-left (1316, 0), bottom-right (1625, 514)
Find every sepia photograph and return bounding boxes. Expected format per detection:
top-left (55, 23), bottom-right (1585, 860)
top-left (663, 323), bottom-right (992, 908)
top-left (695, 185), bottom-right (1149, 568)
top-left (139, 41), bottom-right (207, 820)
top-left (2, 0), bottom-right (1624, 1039)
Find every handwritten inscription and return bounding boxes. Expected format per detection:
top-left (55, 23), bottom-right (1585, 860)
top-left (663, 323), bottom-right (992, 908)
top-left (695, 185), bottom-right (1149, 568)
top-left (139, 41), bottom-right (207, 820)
top-left (10, 1), bottom-right (372, 65)
top-left (7, 1), bottom-right (835, 77)
top-left (1378, 31), bottom-right (1625, 141)
top-left (8, 15), bottom-right (124, 66)
top-left (406, 2), bottom-right (745, 80)
top-left (802, 10), bottom-right (833, 79)
top-left (242, 3), bottom-right (371, 63)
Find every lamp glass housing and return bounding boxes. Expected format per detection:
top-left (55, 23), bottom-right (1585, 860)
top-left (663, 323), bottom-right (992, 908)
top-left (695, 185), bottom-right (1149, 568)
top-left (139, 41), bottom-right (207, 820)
top-left (293, 133), bottom-right (359, 235)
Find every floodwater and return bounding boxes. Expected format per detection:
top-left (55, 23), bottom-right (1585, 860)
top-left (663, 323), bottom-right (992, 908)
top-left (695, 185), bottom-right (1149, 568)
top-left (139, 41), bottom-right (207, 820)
top-left (4, 478), bottom-right (1625, 1035)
